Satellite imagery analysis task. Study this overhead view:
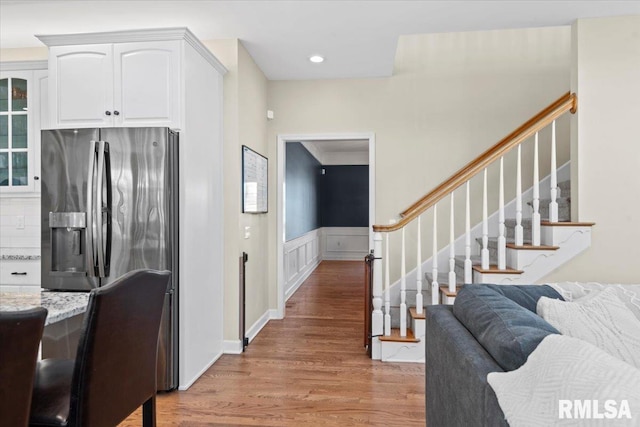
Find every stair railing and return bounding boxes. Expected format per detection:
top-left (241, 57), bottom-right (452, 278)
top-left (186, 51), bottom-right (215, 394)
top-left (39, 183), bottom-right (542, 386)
top-left (370, 92), bottom-right (577, 346)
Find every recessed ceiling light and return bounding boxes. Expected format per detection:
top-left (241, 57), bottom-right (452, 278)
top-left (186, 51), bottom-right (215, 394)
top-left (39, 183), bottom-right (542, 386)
top-left (309, 55), bottom-right (324, 63)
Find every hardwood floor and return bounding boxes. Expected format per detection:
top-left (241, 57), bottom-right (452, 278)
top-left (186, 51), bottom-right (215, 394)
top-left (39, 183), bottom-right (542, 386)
top-left (121, 260), bottom-right (426, 426)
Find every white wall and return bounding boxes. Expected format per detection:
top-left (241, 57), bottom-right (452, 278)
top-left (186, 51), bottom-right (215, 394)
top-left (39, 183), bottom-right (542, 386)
top-left (268, 26), bottom-right (571, 285)
top-left (203, 40), bottom-right (270, 348)
top-left (543, 15), bottom-right (640, 283)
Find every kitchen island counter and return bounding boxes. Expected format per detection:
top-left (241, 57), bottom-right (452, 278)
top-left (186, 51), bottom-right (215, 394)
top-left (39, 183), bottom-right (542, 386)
top-left (0, 290), bottom-right (89, 325)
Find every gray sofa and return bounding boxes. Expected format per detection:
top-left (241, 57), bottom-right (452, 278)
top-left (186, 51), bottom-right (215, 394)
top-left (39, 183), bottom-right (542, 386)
top-left (425, 284), bottom-right (564, 427)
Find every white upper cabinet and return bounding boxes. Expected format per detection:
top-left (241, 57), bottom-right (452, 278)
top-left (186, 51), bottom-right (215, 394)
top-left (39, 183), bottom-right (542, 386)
top-left (46, 40), bottom-right (180, 129)
top-left (113, 42), bottom-right (180, 127)
top-left (49, 44), bottom-right (113, 128)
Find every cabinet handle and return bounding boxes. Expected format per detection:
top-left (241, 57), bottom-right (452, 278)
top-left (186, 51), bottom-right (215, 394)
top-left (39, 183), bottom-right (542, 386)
top-left (11, 272), bottom-right (27, 276)
top-left (113, 110), bottom-right (120, 116)
top-left (105, 111), bottom-right (112, 116)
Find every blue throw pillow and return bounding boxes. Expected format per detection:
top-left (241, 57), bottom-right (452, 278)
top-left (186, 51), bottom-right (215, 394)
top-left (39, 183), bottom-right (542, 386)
top-left (453, 285), bottom-right (561, 371)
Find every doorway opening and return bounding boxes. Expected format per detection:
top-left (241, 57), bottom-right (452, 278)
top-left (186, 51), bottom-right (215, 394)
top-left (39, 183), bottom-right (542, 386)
top-left (276, 133), bottom-right (375, 318)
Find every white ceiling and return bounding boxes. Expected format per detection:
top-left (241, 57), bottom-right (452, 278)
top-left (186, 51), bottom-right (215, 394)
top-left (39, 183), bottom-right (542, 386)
top-left (1, 1), bottom-right (639, 80)
top-left (306, 139), bottom-right (369, 154)
top-left (300, 139), bottom-right (369, 166)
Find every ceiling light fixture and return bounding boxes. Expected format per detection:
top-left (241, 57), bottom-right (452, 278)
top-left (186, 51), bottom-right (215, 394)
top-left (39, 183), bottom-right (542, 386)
top-left (309, 55), bottom-right (324, 63)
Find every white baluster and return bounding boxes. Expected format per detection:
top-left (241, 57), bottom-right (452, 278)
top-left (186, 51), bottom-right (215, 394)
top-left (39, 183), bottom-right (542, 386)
top-left (372, 233), bottom-right (383, 342)
top-left (464, 181), bottom-right (472, 284)
top-left (431, 205), bottom-right (439, 305)
top-left (448, 192), bottom-right (456, 293)
top-left (532, 132), bottom-right (541, 246)
top-left (415, 216), bottom-right (423, 314)
top-left (549, 120), bottom-right (559, 222)
top-left (515, 145), bottom-right (524, 246)
top-left (384, 233), bottom-right (391, 336)
top-left (481, 169), bottom-right (490, 270)
top-left (498, 157), bottom-right (506, 270)
top-left (400, 227), bottom-right (407, 337)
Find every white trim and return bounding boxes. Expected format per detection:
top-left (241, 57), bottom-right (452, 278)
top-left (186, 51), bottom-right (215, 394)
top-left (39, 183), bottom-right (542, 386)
top-left (223, 340), bottom-right (243, 355)
top-left (177, 350), bottom-right (223, 390)
top-left (277, 132), bottom-right (375, 320)
top-left (0, 60), bottom-right (47, 71)
top-left (321, 227), bottom-right (369, 260)
top-left (284, 228), bottom-right (322, 300)
top-left (388, 161), bottom-right (571, 300)
top-left (246, 309), bottom-right (272, 343)
top-left (35, 27), bottom-right (227, 74)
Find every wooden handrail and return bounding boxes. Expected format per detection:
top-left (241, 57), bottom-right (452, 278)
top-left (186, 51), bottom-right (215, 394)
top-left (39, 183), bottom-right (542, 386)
top-left (372, 92), bottom-right (577, 233)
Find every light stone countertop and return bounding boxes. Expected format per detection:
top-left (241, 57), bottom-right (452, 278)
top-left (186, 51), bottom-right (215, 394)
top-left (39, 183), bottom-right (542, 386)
top-left (0, 255), bottom-right (41, 260)
top-left (0, 290), bottom-right (89, 325)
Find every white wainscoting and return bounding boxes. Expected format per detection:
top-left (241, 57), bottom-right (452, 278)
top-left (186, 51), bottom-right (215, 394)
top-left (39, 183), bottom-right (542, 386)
top-left (284, 229), bottom-right (322, 301)
top-left (321, 227), bottom-right (369, 261)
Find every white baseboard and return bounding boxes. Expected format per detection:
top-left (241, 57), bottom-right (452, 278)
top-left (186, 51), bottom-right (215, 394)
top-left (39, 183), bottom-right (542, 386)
top-left (178, 350), bottom-right (223, 390)
top-left (223, 340), bottom-right (243, 354)
top-left (285, 257), bottom-right (321, 301)
top-left (247, 309), bottom-right (270, 343)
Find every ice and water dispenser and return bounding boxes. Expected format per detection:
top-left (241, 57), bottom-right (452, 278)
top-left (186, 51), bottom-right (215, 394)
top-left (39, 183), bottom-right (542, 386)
top-left (49, 212), bottom-right (87, 276)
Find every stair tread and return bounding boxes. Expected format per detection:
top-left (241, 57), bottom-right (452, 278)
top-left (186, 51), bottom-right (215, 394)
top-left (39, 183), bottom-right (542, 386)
top-left (409, 307), bottom-right (425, 320)
top-left (477, 237), bottom-right (533, 246)
top-left (379, 328), bottom-right (420, 343)
top-left (505, 243), bottom-right (559, 250)
top-left (472, 265), bottom-right (523, 274)
top-left (439, 285), bottom-right (462, 298)
top-left (541, 221), bottom-right (595, 227)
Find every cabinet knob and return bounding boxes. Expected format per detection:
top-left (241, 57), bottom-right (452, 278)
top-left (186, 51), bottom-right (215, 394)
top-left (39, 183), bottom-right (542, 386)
top-left (113, 110), bottom-right (120, 116)
top-left (105, 111), bottom-right (112, 116)
top-left (34, 176), bottom-right (40, 181)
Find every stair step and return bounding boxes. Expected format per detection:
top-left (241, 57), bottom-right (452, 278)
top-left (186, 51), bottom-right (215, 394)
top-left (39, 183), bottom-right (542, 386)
top-left (472, 265), bottom-right (523, 274)
top-left (558, 180), bottom-right (571, 196)
top-left (409, 307), bottom-right (425, 320)
top-left (439, 285), bottom-right (462, 298)
top-left (505, 243), bottom-right (559, 250)
top-left (379, 328), bottom-right (420, 343)
top-left (425, 272), bottom-right (464, 286)
top-left (541, 221), bottom-right (596, 227)
top-left (477, 237), bottom-right (533, 249)
top-left (454, 255), bottom-right (483, 267)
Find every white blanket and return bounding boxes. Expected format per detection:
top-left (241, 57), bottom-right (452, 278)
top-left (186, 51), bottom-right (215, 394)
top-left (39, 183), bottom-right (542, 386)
top-left (488, 334), bottom-right (640, 426)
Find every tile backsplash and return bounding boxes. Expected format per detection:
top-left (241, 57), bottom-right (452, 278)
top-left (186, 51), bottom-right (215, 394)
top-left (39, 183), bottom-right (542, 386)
top-left (0, 197), bottom-right (40, 254)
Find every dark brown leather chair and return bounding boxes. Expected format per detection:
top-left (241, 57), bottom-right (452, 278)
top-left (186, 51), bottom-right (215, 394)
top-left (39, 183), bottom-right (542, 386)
top-left (29, 270), bottom-right (170, 427)
top-left (0, 307), bottom-right (48, 427)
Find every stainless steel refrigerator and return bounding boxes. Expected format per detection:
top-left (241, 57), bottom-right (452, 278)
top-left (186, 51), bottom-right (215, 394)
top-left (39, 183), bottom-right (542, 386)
top-left (41, 127), bottom-right (178, 391)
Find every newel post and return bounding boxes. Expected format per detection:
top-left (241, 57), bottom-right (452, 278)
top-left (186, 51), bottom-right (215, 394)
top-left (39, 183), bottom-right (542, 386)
top-left (372, 232), bottom-right (384, 340)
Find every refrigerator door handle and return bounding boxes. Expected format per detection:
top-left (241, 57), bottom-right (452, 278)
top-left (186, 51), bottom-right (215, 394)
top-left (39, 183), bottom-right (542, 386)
top-left (95, 141), bottom-right (107, 278)
top-left (86, 140), bottom-right (97, 277)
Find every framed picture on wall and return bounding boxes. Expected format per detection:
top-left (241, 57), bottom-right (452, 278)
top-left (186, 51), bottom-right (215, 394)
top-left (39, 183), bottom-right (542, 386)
top-left (242, 145), bottom-right (268, 213)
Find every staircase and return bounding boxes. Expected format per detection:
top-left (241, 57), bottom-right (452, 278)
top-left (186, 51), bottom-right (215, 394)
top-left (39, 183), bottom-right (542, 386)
top-left (366, 92), bottom-right (595, 362)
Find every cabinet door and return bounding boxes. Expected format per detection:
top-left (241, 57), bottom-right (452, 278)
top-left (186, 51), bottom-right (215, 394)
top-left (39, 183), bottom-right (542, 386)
top-left (113, 41), bottom-right (181, 128)
top-left (0, 70), bottom-right (36, 192)
top-left (49, 44), bottom-right (114, 128)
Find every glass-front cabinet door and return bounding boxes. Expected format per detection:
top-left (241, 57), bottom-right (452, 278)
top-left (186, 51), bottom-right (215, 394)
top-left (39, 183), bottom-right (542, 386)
top-left (0, 70), bottom-right (38, 192)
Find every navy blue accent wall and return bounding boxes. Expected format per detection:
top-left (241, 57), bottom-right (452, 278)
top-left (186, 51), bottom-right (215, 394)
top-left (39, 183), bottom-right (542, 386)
top-left (285, 143), bottom-right (322, 240)
top-left (320, 165), bottom-right (369, 227)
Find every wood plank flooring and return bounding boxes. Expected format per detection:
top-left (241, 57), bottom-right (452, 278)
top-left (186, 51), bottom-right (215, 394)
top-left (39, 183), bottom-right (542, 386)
top-left (121, 260), bottom-right (425, 426)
